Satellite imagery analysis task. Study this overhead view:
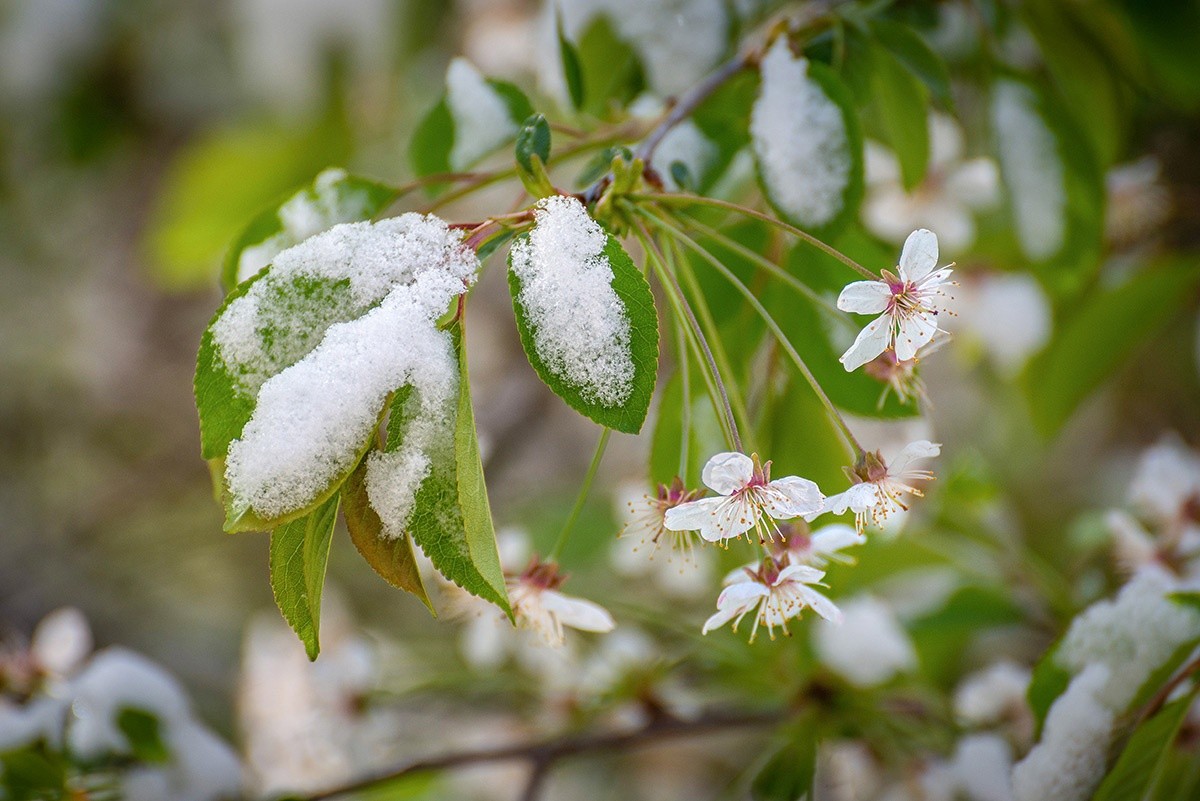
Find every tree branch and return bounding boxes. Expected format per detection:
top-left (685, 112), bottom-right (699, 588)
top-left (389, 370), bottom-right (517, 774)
top-left (301, 709), bottom-right (787, 800)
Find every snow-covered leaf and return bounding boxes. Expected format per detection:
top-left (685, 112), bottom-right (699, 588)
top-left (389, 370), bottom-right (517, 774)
top-left (409, 59), bottom-right (533, 178)
top-left (222, 169), bottom-right (395, 291)
top-left (194, 215), bottom-right (479, 531)
top-left (508, 197), bottom-right (658, 434)
top-left (269, 492), bottom-right (340, 660)
top-left (751, 38), bottom-right (863, 236)
top-left (990, 77), bottom-right (1104, 294)
top-left (377, 322), bottom-right (510, 613)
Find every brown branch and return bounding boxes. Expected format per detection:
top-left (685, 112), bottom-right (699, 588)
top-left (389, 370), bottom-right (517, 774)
top-left (1137, 652), bottom-right (1200, 726)
top-left (301, 708), bottom-right (787, 801)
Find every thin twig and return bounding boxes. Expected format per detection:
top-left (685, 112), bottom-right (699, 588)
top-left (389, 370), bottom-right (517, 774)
top-left (302, 709), bottom-right (787, 801)
top-left (1137, 652), bottom-right (1200, 726)
top-left (549, 427), bottom-right (611, 560)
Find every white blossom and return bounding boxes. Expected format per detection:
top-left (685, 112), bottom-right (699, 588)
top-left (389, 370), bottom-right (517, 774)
top-left (663, 452), bottom-right (824, 543)
top-left (948, 272), bottom-right (1051, 376)
top-left (838, 229), bottom-right (955, 371)
top-left (610, 480), bottom-right (712, 597)
top-left (863, 113), bottom-right (1000, 255)
top-left (509, 561), bottom-right (616, 647)
top-left (812, 596), bottom-right (915, 686)
top-left (703, 560), bottom-right (841, 641)
top-left (822, 441), bottom-right (941, 533)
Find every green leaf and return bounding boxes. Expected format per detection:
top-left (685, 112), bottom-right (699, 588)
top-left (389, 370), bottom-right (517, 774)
top-left (269, 493), bottom-right (341, 660)
top-left (906, 586), bottom-right (1024, 682)
top-left (146, 115), bottom-right (349, 291)
top-left (508, 234), bottom-right (659, 434)
top-left (515, 114), bottom-right (552, 175)
top-left (116, 708), bottom-right (170, 763)
top-left (1027, 643), bottom-right (1071, 734)
top-left (409, 97), bottom-right (455, 179)
top-left (385, 322), bottom-right (510, 614)
top-left (342, 456), bottom-right (433, 611)
top-left (575, 145), bottom-right (633, 188)
top-left (1024, 263), bottom-right (1200, 437)
top-left (1093, 691), bottom-right (1198, 801)
top-left (575, 15), bottom-right (646, 117)
top-left (487, 79), bottom-right (534, 127)
top-left (751, 725), bottom-right (817, 801)
top-left (690, 69), bottom-right (759, 192)
top-left (868, 41), bottom-right (930, 191)
top-left (753, 50), bottom-right (864, 238)
top-left (869, 19), bottom-right (952, 104)
top-left (222, 169), bottom-right (396, 291)
top-left (1169, 591), bottom-right (1200, 612)
top-left (1022, 1), bottom-right (1126, 166)
top-left (557, 11), bottom-right (586, 110)
top-left (0, 749), bottom-right (67, 798)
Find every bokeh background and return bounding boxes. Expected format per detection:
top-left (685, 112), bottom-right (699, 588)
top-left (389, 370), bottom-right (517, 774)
top-left (2, 0), bottom-right (1200, 798)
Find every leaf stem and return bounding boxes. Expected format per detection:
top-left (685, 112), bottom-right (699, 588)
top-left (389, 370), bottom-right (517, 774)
top-left (632, 193), bottom-right (878, 280)
top-left (632, 222), bottom-right (743, 454)
top-left (549, 427), bottom-right (611, 561)
top-left (673, 314), bottom-right (692, 483)
top-left (637, 208), bottom-right (864, 459)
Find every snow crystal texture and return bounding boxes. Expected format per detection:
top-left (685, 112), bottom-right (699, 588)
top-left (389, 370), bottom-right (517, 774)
top-left (215, 215), bottom-right (477, 522)
top-left (509, 196), bottom-right (634, 408)
top-left (991, 81), bottom-right (1066, 261)
top-left (751, 38), bottom-right (851, 228)
top-left (1011, 664), bottom-right (1114, 801)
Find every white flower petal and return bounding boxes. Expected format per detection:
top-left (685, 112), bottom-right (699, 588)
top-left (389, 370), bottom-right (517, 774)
top-left (663, 496), bottom-right (723, 532)
top-left (701, 451), bottom-right (754, 495)
top-left (717, 580), bottom-right (771, 609)
top-left (540, 590), bottom-right (615, 633)
top-left (837, 281), bottom-right (892, 314)
top-left (702, 604), bottom-right (746, 634)
top-left (777, 564), bottom-right (825, 585)
top-left (895, 311), bottom-right (938, 361)
top-left (825, 483), bottom-right (880, 516)
top-left (763, 476), bottom-right (825, 520)
top-left (890, 440), bottom-right (941, 475)
top-left (898, 228), bottom-right (939, 283)
top-left (722, 562), bottom-right (758, 586)
top-left (799, 586), bottom-right (843, 623)
top-left (947, 158), bottom-right (1001, 209)
top-left (839, 315), bottom-right (892, 371)
top-left (811, 523), bottom-right (867, 555)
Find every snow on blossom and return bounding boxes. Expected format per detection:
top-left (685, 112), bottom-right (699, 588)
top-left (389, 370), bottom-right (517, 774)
top-left (610, 480), bottom-right (712, 597)
top-left (445, 57), bottom-right (519, 171)
top-left (822, 441), bottom-right (941, 533)
top-left (990, 81), bottom-right (1066, 262)
top-left (0, 696), bottom-right (67, 752)
top-left (30, 606), bottom-right (92, 678)
top-left (509, 195), bottom-right (635, 408)
top-left (1011, 664), bottom-right (1113, 801)
top-left (663, 451), bottom-right (824, 543)
top-left (954, 661), bottom-right (1032, 728)
top-left (751, 38), bottom-right (853, 228)
top-left (838, 229), bottom-right (954, 371)
top-left (214, 216), bottom-right (477, 523)
top-left (121, 722), bottom-right (244, 801)
top-left (703, 560), bottom-right (841, 641)
top-left (508, 560), bottom-right (616, 647)
top-left (863, 113), bottom-right (1000, 255)
top-left (812, 595), bottom-right (915, 687)
top-left (1128, 435), bottom-right (1200, 530)
top-left (948, 272), bottom-right (1050, 375)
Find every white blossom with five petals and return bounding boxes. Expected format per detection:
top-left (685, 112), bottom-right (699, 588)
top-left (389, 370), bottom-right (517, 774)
top-left (508, 560), bottom-right (616, 647)
top-left (663, 452), bottom-right (824, 543)
top-left (837, 229), bottom-right (954, 371)
top-left (822, 440), bottom-right (941, 533)
top-left (702, 561), bottom-right (842, 641)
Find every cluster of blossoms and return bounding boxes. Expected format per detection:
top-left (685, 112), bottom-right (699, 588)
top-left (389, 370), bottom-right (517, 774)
top-left (457, 230), bottom-right (951, 648)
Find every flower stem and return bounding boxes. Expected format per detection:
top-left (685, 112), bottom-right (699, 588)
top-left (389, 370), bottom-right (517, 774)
top-left (673, 314), bottom-right (692, 483)
top-left (549, 427), bottom-right (611, 561)
top-left (669, 213), bottom-right (853, 324)
top-left (631, 193), bottom-right (878, 280)
top-left (636, 207), bottom-right (865, 459)
top-left (632, 222), bottom-right (743, 454)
